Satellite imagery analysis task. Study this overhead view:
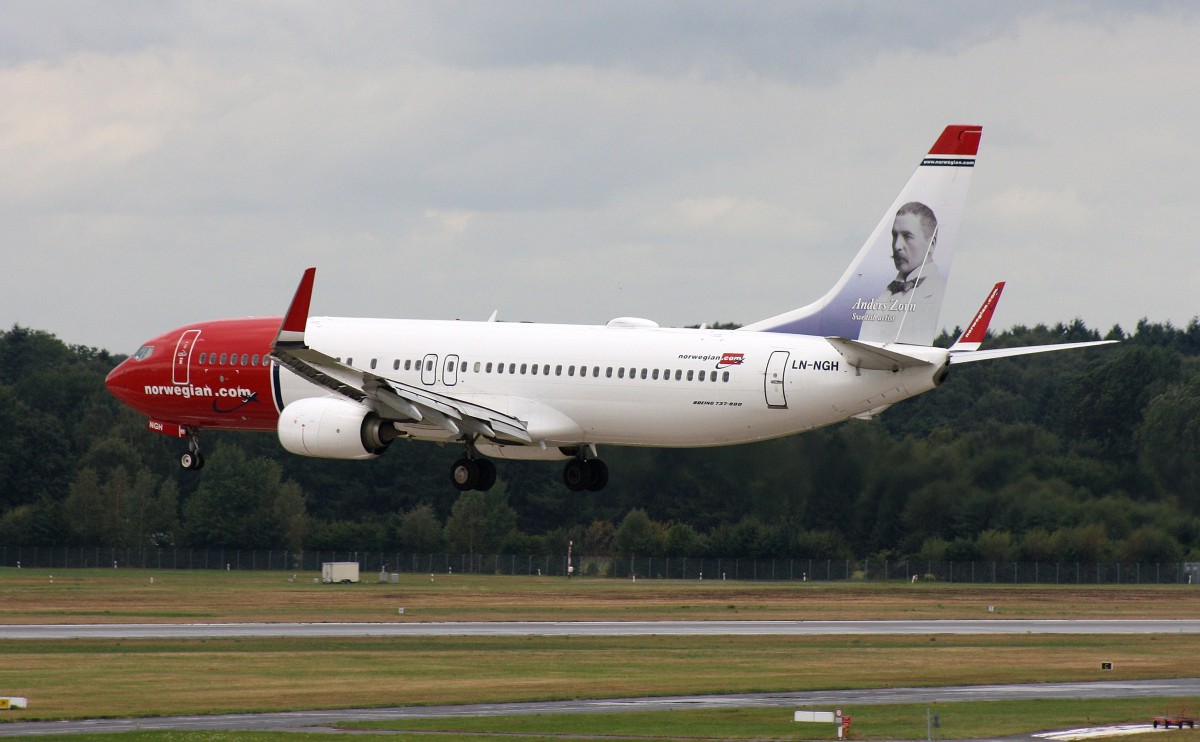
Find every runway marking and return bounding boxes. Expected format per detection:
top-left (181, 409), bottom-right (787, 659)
top-left (1034, 724), bottom-right (1165, 740)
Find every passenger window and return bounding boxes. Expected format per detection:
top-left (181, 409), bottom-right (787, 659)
top-left (722, 371), bottom-right (730, 382)
top-left (371, 359), bottom-right (378, 370)
top-left (699, 370), bottom-right (706, 382)
top-left (652, 369), bottom-right (659, 380)
top-left (508, 363), bottom-right (516, 374)
top-left (394, 360), bottom-right (401, 370)
top-left (675, 370), bottom-right (682, 381)
top-left (425, 360), bottom-right (433, 371)
top-left (486, 362), bottom-right (493, 373)
top-left (568, 365), bottom-right (575, 377)
top-left (198, 352), bottom-right (206, 364)
top-left (530, 364), bottom-right (538, 375)
top-left (461, 362), bottom-right (467, 372)
top-left (498, 363), bottom-right (505, 374)
top-left (687, 370), bottom-right (694, 381)
top-left (593, 366), bottom-right (600, 377)
top-left (556, 365), bottom-right (563, 376)
top-left (606, 367), bottom-right (613, 378)
top-left (520, 363), bottom-right (527, 374)
top-left (618, 368), bottom-right (625, 379)
top-left (641, 369), bottom-right (648, 379)
top-left (473, 362), bottom-right (480, 372)
top-left (542, 364), bottom-right (550, 375)
top-left (446, 360), bottom-right (453, 372)
top-left (219, 353), bottom-right (228, 365)
top-left (251, 354), bottom-right (259, 366)
top-left (404, 360), bottom-right (411, 371)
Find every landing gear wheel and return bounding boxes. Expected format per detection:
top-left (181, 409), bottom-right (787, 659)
top-left (180, 431), bottom-right (204, 471)
top-left (476, 459), bottom-right (497, 491)
top-left (585, 459), bottom-right (608, 491)
top-left (180, 451), bottom-right (205, 471)
top-left (563, 458), bottom-right (593, 492)
top-left (450, 458), bottom-right (480, 491)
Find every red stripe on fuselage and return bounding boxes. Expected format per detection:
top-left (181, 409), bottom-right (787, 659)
top-left (105, 317), bottom-right (282, 432)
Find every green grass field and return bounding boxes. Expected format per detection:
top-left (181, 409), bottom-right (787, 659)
top-left (2, 568), bottom-right (1198, 739)
top-left (4, 567), bottom-right (1200, 623)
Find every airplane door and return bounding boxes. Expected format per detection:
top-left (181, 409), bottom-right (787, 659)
top-left (444, 354), bottom-right (460, 386)
top-left (421, 354), bottom-right (438, 385)
top-left (172, 329), bottom-right (201, 386)
top-left (765, 350), bottom-right (789, 409)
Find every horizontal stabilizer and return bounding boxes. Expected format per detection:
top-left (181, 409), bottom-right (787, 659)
top-left (825, 337), bottom-right (934, 372)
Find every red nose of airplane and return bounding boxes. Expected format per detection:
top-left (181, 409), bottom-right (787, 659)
top-left (104, 358), bottom-right (137, 406)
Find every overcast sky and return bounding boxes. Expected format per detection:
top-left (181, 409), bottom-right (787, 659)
top-left (3, 1), bottom-right (1198, 353)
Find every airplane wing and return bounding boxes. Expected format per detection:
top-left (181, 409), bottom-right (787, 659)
top-left (949, 341), bottom-right (1117, 364)
top-left (271, 268), bottom-right (532, 444)
top-left (948, 281), bottom-right (1117, 364)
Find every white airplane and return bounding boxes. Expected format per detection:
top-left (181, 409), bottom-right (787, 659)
top-left (104, 125), bottom-right (1114, 491)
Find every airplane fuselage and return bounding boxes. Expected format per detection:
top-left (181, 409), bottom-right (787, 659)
top-left (107, 316), bottom-right (948, 453)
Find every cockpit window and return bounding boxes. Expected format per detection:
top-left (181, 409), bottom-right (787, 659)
top-left (132, 345), bottom-right (155, 361)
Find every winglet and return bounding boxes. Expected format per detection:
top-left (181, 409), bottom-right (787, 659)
top-left (950, 281), bottom-right (1005, 352)
top-left (274, 267), bottom-right (316, 350)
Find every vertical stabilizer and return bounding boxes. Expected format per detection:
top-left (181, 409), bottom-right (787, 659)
top-left (741, 125), bottom-right (981, 346)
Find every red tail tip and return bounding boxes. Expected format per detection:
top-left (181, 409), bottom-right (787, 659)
top-left (929, 125), bottom-right (982, 157)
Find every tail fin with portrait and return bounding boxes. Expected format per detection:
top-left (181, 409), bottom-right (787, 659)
top-left (740, 125), bottom-right (981, 346)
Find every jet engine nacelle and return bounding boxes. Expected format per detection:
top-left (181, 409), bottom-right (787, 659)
top-left (277, 397), bottom-right (399, 460)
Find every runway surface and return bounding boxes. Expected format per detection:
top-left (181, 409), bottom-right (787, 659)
top-left (2, 679), bottom-right (1197, 737)
top-left (6, 620), bottom-right (1198, 736)
top-left (5, 618), bottom-right (1200, 639)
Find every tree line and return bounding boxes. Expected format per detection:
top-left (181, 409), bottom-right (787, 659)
top-left (2, 317), bottom-right (1200, 564)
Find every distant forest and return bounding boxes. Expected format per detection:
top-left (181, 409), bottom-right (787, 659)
top-left (3, 316), bottom-right (1200, 564)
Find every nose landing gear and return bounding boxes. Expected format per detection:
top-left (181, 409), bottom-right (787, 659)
top-left (180, 432), bottom-right (205, 471)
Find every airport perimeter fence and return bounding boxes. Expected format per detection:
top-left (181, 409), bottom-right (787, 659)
top-left (2, 546), bottom-right (1200, 585)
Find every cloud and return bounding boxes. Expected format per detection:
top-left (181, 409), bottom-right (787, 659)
top-left (2, 3), bottom-right (1199, 350)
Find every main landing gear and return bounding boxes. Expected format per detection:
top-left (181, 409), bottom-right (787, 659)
top-left (563, 457), bottom-right (608, 492)
top-left (180, 432), bottom-right (205, 471)
top-left (448, 441), bottom-right (610, 492)
top-left (449, 449), bottom-right (497, 492)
